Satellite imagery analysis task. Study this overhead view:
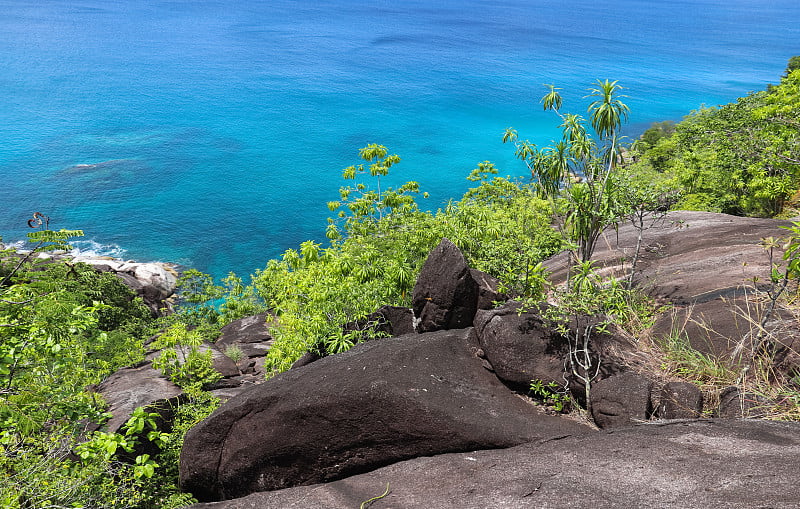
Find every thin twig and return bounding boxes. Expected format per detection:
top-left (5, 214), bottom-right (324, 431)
top-left (360, 483), bottom-right (391, 509)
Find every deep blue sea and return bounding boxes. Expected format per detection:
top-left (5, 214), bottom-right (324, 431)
top-left (2, 0), bottom-right (799, 279)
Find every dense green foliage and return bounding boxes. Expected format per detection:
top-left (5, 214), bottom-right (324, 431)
top-left (0, 226), bottom-right (217, 508)
top-left (633, 120), bottom-right (676, 152)
top-left (255, 154), bottom-right (562, 373)
top-left (630, 64), bottom-right (800, 217)
top-left (1, 229), bottom-right (149, 437)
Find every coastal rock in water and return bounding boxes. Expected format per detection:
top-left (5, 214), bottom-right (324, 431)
top-left (189, 419), bottom-right (800, 509)
top-left (81, 258), bottom-right (178, 316)
top-left (412, 239), bottom-right (479, 332)
top-left (179, 328), bottom-right (590, 502)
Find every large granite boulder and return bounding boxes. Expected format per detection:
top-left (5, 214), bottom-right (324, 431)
top-left (474, 302), bottom-right (638, 393)
top-left (96, 362), bottom-right (183, 435)
top-left (95, 361), bottom-right (184, 459)
top-left (473, 302), bottom-right (569, 387)
top-left (216, 313), bottom-right (273, 347)
top-left (546, 211), bottom-right (791, 305)
top-left (190, 419), bottom-right (800, 509)
top-left (590, 372), bottom-right (653, 429)
top-left (412, 239), bottom-right (479, 332)
top-left (81, 258), bottom-right (179, 316)
top-left (179, 328), bottom-right (590, 502)
top-left (212, 313), bottom-right (274, 383)
top-left (655, 381), bottom-right (704, 419)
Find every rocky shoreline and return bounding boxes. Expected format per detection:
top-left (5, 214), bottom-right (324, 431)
top-left (72, 255), bottom-right (179, 316)
top-left (0, 242), bottom-right (180, 316)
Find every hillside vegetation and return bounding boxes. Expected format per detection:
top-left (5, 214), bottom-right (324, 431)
top-left (1, 59), bottom-right (799, 507)
top-left (627, 59), bottom-right (800, 217)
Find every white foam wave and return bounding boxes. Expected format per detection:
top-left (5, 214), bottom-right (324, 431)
top-left (68, 240), bottom-right (128, 260)
top-left (3, 240), bottom-right (27, 250)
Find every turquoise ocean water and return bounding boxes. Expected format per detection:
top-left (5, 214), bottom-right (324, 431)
top-left (1, 0), bottom-right (799, 278)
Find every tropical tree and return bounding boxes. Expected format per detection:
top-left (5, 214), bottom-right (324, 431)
top-left (504, 80), bottom-right (631, 264)
top-left (326, 144), bottom-right (428, 239)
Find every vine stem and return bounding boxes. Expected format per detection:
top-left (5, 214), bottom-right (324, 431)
top-left (360, 483), bottom-right (391, 509)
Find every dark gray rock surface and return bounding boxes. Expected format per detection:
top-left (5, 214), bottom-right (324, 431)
top-left (716, 386), bottom-right (772, 418)
top-left (190, 419), bottom-right (800, 509)
top-left (545, 211), bottom-right (791, 304)
top-left (412, 239), bottom-right (478, 332)
top-left (96, 362), bottom-right (182, 434)
top-left (656, 381), bottom-right (704, 419)
top-left (216, 313), bottom-right (273, 347)
top-left (470, 268), bottom-right (508, 310)
top-left (180, 328), bottom-right (590, 502)
top-left (473, 302), bottom-right (568, 387)
top-left (207, 313), bottom-right (275, 395)
top-left (590, 372), bottom-right (653, 429)
top-left (545, 211), bottom-right (798, 362)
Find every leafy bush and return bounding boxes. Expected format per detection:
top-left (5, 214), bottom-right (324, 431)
top-left (254, 158), bottom-right (562, 374)
top-left (631, 60), bottom-right (800, 217)
top-left (150, 323), bottom-right (222, 392)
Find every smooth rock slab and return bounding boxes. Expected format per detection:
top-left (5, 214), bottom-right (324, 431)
top-left (216, 313), bottom-right (273, 346)
top-left (96, 362), bottom-right (182, 434)
top-left (190, 419), bottom-right (800, 509)
top-left (546, 211), bottom-right (797, 360)
top-left (180, 328), bottom-right (589, 502)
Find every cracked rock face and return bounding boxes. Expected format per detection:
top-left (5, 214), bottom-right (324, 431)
top-left (179, 328), bottom-right (590, 502)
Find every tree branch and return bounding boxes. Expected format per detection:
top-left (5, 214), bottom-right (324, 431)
top-left (0, 297), bottom-right (36, 305)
